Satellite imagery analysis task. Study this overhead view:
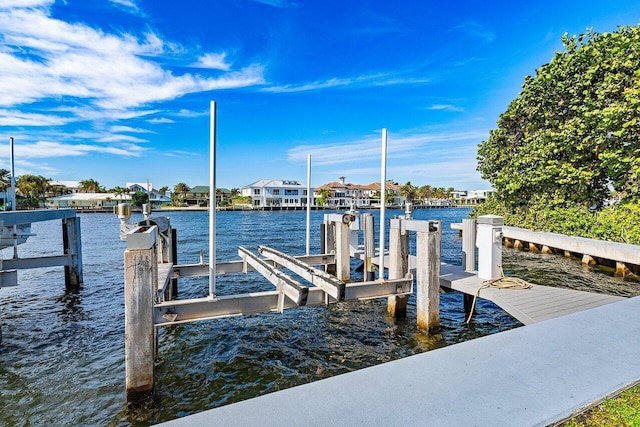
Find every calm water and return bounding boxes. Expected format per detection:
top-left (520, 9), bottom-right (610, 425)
top-left (0, 208), bottom-right (637, 426)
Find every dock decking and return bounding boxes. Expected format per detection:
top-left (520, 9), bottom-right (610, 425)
top-left (158, 296), bottom-right (640, 427)
top-left (439, 264), bottom-right (624, 325)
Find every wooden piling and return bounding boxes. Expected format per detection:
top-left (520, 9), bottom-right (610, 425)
top-left (387, 220), bottom-right (409, 318)
top-left (323, 221), bottom-right (336, 275)
top-left (529, 242), bottom-right (539, 253)
top-left (416, 221), bottom-right (440, 334)
top-left (616, 261), bottom-right (632, 277)
top-left (170, 227), bottom-right (178, 299)
top-left (362, 214), bottom-right (376, 281)
top-left (541, 245), bottom-right (553, 254)
top-left (462, 218), bottom-right (476, 271)
top-left (62, 216), bottom-right (83, 288)
top-left (124, 243), bottom-right (157, 401)
top-left (334, 221), bottom-right (350, 282)
top-left (514, 240), bottom-right (524, 250)
top-left (582, 254), bottom-right (596, 266)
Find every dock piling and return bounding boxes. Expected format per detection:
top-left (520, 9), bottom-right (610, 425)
top-left (416, 220), bottom-right (441, 334)
top-left (62, 216), bottom-right (83, 288)
top-left (387, 218), bottom-right (409, 318)
top-left (362, 213), bottom-right (375, 281)
top-left (124, 226), bottom-right (158, 401)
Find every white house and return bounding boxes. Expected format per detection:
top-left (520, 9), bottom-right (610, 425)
top-left (126, 182), bottom-right (171, 205)
top-left (314, 177), bottom-right (403, 208)
top-left (241, 179), bottom-right (311, 208)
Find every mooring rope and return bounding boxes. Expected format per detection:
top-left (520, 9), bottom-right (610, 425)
top-left (465, 267), bottom-right (533, 324)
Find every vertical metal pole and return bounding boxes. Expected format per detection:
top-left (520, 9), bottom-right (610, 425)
top-left (9, 137), bottom-right (16, 211)
top-left (335, 220), bottom-right (350, 282)
top-left (306, 155), bottom-right (311, 256)
top-left (170, 227), bottom-right (178, 298)
top-left (378, 128), bottom-right (387, 279)
top-left (209, 101), bottom-right (217, 299)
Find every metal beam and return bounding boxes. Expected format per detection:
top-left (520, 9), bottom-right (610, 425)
top-left (0, 209), bottom-right (76, 226)
top-left (154, 275), bottom-right (413, 327)
top-left (1, 255), bottom-right (71, 270)
top-left (172, 254), bottom-right (336, 278)
top-left (259, 245), bottom-right (346, 301)
top-left (238, 247), bottom-right (309, 306)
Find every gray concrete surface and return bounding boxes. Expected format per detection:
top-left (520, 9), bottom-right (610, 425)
top-left (158, 296), bottom-right (640, 427)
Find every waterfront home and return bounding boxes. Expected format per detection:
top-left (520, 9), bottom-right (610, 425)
top-left (47, 183), bottom-right (171, 209)
top-left (181, 186), bottom-right (231, 207)
top-left (451, 189), bottom-right (496, 204)
top-left (314, 176), bottom-right (403, 208)
top-left (241, 179), bottom-right (310, 208)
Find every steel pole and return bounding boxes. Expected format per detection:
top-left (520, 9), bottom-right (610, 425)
top-left (209, 101), bottom-right (217, 299)
top-left (378, 128), bottom-right (387, 279)
top-left (306, 155), bottom-right (312, 256)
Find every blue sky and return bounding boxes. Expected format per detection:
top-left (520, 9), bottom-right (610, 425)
top-left (1, 0), bottom-right (639, 191)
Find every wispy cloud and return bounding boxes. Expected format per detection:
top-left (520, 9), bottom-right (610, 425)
top-left (427, 104), bottom-right (464, 112)
top-left (287, 130), bottom-right (486, 165)
top-left (253, 0), bottom-right (297, 8)
top-left (0, 109), bottom-right (74, 126)
top-left (451, 22), bottom-right (496, 44)
top-left (192, 52), bottom-right (231, 70)
top-left (147, 117), bottom-right (175, 124)
top-left (8, 140), bottom-right (145, 159)
top-left (263, 73), bottom-right (429, 93)
top-left (0, 3), bottom-right (265, 120)
top-left (109, 125), bottom-right (153, 133)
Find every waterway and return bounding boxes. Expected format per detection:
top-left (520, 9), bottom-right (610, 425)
top-left (0, 208), bottom-right (637, 426)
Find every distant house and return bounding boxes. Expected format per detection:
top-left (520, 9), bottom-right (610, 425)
top-left (451, 189), bottom-right (496, 205)
top-left (185, 185), bottom-right (210, 207)
top-left (126, 182), bottom-right (172, 205)
top-left (314, 176), bottom-right (403, 208)
top-left (46, 181), bottom-right (170, 209)
top-left (46, 192), bottom-right (123, 209)
top-left (241, 179), bottom-right (310, 208)
top-left (49, 180), bottom-right (80, 194)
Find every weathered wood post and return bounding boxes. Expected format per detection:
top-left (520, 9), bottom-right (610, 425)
top-left (124, 225), bottom-right (158, 401)
top-left (334, 218), bottom-right (351, 282)
top-left (170, 227), bottom-right (178, 298)
top-left (321, 219), bottom-right (336, 275)
top-left (462, 218), bottom-right (477, 317)
top-left (416, 220), bottom-right (441, 334)
top-left (362, 213), bottom-right (376, 281)
top-left (388, 218), bottom-right (409, 318)
top-left (62, 216), bottom-right (83, 288)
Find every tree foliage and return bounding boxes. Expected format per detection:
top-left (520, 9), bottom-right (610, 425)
top-left (17, 174), bottom-right (49, 207)
top-left (131, 190), bottom-right (149, 207)
top-left (477, 26), bottom-right (640, 208)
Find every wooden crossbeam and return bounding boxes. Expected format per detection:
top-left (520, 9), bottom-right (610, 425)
top-left (258, 245), bottom-right (346, 301)
top-left (238, 247), bottom-right (309, 306)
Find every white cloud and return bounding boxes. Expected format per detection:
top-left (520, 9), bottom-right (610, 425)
top-left (148, 117), bottom-right (175, 124)
top-left (287, 130), bottom-right (487, 165)
top-left (451, 22), bottom-right (496, 44)
top-left (0, 109), bottom-right (74, 126)
top-left (427, 104), bottom-right (464, 113)
top-left (9, 140), bottom-right (144, 158)
top-left (0, 0), bottom-right (53, 9)
top-left (109, 125), bottom-right (153, 133)
top-left (193, 53), bottom-right (231, 71)
top-left (263, 73), bottom-right (428, 93)
top-left (0, 4), bottom-right (265, 113)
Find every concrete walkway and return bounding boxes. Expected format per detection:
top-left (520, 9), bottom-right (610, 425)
top-left (159, 296), bottom-right (640, 427)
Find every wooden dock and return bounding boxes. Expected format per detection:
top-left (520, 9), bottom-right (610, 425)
top-left (440, 264), bottom-right (624, 325)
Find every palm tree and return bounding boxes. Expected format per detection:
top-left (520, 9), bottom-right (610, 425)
top-left (79, 179), bottom-right (101, 193)
top-left (0, 168), bottom-right (10, 192)
top-left (158, 186), bottom-right (169, 194)
top-left (110, 186), bottom-right (128, 200)
top-left (173, 182), bottom-right (190, 204)
top-left (400, 181), bottom-right (418, 203)
top-left (17, 174), bottom-right (50, 207)
top-left (317, 188), bottom-right (332, 206)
